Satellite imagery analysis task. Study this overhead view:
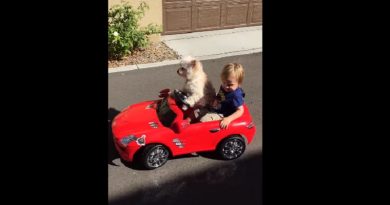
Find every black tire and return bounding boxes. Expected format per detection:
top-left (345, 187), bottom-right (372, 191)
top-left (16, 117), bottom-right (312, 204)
top-left (217, 135), bottom-right (246, 160)
top-left (140, 144), bottom-right (170, 169)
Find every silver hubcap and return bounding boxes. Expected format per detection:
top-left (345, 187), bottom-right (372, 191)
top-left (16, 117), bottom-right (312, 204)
top-left (222, 139), bottom-right (244, 159)
top-left (147, 146), bottom-right (169, 168)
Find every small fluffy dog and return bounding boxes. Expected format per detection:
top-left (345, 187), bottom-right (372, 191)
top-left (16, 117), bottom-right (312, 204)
top-left (176, 56), bottom-right (216, 109)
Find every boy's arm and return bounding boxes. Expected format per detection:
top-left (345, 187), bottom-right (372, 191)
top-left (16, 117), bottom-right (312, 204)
top-left (220, 105), bottom-right (244, 129)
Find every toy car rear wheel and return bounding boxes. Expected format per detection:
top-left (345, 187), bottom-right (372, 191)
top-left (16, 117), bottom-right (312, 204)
top-left (140, 144), bottom-right (170, 169)
top-left (218, 135), bottom-right (246, 160)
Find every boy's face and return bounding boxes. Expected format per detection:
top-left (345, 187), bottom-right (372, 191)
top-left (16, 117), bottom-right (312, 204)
top-left (222, 74), bottom-right (239, 92)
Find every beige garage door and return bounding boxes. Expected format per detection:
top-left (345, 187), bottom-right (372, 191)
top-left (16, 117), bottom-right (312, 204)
top-left (163, 0), bottom-right (262, 35)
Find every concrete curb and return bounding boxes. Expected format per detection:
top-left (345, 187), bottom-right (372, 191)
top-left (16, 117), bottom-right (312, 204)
top-left (108, 65), bottom-right (138, 73)
top-left (137, 59), bottom-right (181, 69)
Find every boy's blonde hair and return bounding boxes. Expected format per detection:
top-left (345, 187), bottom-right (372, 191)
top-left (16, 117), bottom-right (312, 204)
top-left (220, 63), bottom-right (244, 84)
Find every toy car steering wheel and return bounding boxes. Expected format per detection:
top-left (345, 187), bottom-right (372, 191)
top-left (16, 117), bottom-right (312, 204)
top-left (173, 89), bottom-right (190, 110)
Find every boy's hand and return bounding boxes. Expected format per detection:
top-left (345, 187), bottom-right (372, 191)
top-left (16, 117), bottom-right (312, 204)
top-left (220, 117), bottom-right (232, 129)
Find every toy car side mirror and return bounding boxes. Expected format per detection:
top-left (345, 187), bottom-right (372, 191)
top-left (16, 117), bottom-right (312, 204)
top-left (159, 88), bottom-right (171, 98)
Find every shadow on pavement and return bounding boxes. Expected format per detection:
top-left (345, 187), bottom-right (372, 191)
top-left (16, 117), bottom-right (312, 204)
top-left (109, 153), bottom-right (262, 205)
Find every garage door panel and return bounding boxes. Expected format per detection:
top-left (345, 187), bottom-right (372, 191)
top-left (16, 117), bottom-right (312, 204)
top-left (195, 4), bottom-right (222, 29)
top-left (195, 0), bottom-right (222, 3)
top-left (163, 1), bottom-right (192, 8)
top-left (164, 7), bottom-right (192, 34)
top-left (250, 2), bottom-right (262, 23)
top-left (225, 3), bottom-right (249, 26)
top-left (163, 0), bottom-right (262, 34)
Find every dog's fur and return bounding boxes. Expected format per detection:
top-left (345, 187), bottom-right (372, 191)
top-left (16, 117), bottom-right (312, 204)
top-left (177, 56), bottom-right (216, 108)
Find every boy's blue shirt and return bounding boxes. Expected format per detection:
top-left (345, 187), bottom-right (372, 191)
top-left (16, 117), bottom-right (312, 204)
top-left (216, 86), bottom-right (245, 116)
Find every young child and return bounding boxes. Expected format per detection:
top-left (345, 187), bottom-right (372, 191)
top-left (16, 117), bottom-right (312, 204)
top-left (200, 63), bottom-right (245, 129)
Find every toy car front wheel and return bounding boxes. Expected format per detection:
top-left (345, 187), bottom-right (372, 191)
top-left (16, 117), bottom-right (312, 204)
top-left (140, 144), bottom-right (170, 169)
top-left (218, 136), bottom-right (246, 160)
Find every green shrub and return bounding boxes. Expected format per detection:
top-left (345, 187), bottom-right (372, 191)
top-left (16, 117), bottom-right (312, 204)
top-left (108, 2), bottom-right (162, 60)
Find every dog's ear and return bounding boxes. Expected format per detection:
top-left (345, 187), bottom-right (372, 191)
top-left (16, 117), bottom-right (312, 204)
top-left (192, 59), bottom-right (203, 72)
top-left (191, 60), bottom-right (196, 67)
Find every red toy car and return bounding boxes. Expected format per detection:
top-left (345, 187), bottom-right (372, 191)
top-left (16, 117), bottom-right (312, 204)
top-left (111, 89), bottom-right (256, 169)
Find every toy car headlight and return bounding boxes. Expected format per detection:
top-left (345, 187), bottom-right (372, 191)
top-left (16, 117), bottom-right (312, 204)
top-left (120, 135), bottom-right (137, 147)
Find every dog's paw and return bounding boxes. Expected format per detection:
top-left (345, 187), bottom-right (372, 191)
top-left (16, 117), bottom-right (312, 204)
top-left (184, 98), bottom-right (195, 107)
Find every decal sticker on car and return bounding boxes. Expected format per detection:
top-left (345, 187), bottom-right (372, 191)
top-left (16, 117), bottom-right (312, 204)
top-left (148, 122), bottom-right (158, 128)
top-left (136, 135), bottom-right (146, 146)
top-left (173, 138), bottom-right (184, 148)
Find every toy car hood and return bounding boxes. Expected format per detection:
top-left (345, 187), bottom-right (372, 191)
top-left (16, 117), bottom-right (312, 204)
top-left (112, 100), bottom-right (161, 138)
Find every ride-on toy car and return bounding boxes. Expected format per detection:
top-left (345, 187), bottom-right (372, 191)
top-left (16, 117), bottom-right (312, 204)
top-left (111, 89), bottom-right (256, 169)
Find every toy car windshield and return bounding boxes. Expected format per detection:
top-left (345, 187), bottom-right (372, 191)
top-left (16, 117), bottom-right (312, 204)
top-left (157, 97), bottom-right (177, 127)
